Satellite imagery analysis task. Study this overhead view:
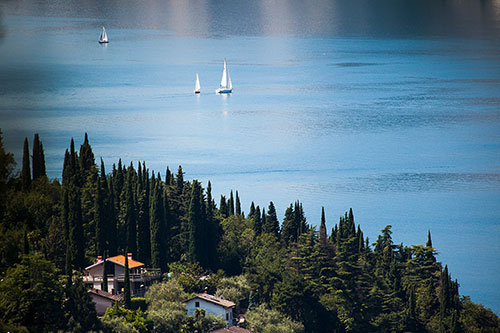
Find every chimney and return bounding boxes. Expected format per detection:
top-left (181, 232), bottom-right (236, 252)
top-left (127, 253), bottom-right (133, 260)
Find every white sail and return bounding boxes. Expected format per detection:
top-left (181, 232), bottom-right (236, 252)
top-left (220, 60), bottom-right (228, 88)
top-left (99, 27), bottom-right (108, 43)
top-left (216, 59), bottom-right (232, 93)
top-left (194, 73), bottom-right (201, 93)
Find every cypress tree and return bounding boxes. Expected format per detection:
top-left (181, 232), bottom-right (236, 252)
top-left (319, 207), bottom-right (327, 245)
top-left (31, 133), bottom-right (46, 180)
top-left (263, 201), bottom-right (280, 238)
top-left (281, 203), bottom-right (295, 245)
top-left (229, 190), bottom-right (235, 216)
top-left (21, 137), bottom-right (31, 190)
top-left (187, 180), bottom-right (208, 267)
top-left (95, 176), bottom-right (105, 257)
top-left (261, 208), bottom-right (267, 234)
top-left (79, 133), bottom-right (95, 174)
top-left (248, 202), bottom-right (256, 219)
top-left (102, 254), bottom-right (108, 292)
top-left (136, 163), bottom-right (150, 265)
top-left (235, 191), bottom-right (241, 215)
top-left (32, 133), bottom-right (40, 180)
top-left (124, 251), bottom-right (131, 308)
top-left (176, 165), bottom-right (184, 195)
top-left (426, 229), bottom-right (433, 248)
top-left (219, 195), bottom-right (228, 218)
top-left (253, 206), bottom-right (262, 236)
top-left (150, 179), bottom-right (165, 271)
top-left (165, 166), bottom-right (171, 185)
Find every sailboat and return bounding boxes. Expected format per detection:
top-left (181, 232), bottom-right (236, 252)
top-left (99, 27), bottom-right (109, 44)
top-left (216, 59), bottom-right (232, 94)
top-left (194, 73), bottom-right (201, 94)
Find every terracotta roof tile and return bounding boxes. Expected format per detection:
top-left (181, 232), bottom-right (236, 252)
top-left (107, 255), bottom-right (144, 268)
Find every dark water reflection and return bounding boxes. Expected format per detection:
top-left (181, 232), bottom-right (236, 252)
top-left (2, 0), bottom-right (500, 39)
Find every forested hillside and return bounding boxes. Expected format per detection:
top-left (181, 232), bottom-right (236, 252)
top-left (0, 131), bottom-right (499, 332)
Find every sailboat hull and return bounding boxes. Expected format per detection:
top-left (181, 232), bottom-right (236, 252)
top-left (99, 40), bottom-right (109, 44)
top-left (216, 88), bottom-right (232, 94)
top-left (194, 90), bottom-right (200, 94)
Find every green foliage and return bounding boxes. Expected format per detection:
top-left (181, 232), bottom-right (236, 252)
top-left (0, 253), bottom-right (65, 332)
top-left (1, 133), bottom-right (499, 333)
top-left (145, 279), bottom-right (187, 332)
top-left (216, 275), bottom-right (252, 308)
top-left (102, 302), bottom-right (152, 333)
top-left (130, 297), bottom-right (147, 311)
top-left (218, 214), bottom-right (255, 275)
top-left (245, 303), bottom-right (305, 333)
top-left (64, 276), bottom-right (100, 332)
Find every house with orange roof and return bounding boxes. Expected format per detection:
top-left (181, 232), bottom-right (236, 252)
top-left (83, 253), bottom-right (161, 297)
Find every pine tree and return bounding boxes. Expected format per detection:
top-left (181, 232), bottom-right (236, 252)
top-left (21, 137), bottom-right (31, 190)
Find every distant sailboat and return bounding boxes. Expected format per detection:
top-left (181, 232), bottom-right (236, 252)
top-left (99, 27), bottom-right (109, 44)
top-left (194, 73), bottom-right (201, 94)
top-left (216, 59), bottom-right (232, 94)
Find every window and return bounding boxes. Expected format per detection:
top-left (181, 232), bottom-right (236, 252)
top-left (195, 301), bottom-right (200, 307)
top-left (226, 313), bottom-right (229, 320)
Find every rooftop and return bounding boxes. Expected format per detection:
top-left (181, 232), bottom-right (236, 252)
top-left (85, 254), bottom-right (145, 270)
top-left (187, 293), bottom-right (236, 308)
top-left (88, 288), bottom-right (123, 302)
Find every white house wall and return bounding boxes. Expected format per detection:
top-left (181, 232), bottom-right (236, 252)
top-left (185, 299), bottom-right (233, 325)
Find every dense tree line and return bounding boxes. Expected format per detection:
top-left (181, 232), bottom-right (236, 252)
top-left (0, 131), bottom-right (499, 332)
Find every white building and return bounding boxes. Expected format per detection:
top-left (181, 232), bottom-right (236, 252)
top-left (83, 253), bottom-right (161, 297)
top-left (185, 293), bottom-right (236, 325)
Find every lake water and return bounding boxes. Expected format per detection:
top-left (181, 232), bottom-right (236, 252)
top-left (1, 0), bottom-right (500, 314)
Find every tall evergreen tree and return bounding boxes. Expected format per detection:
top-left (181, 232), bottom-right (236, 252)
top-left (176, 165), bottom-right (184, 195)
top-left (102, 255), bottom-right (108, 292)
top-left (319, 207), bottom-right (328, 245)
top-left (187, 180), bottom-right (208, 267)
top-left (229, 190), bottom-right (235, 216)
top-left (124, 251), bottom-right (131, 309)
top-left (235, 191), bottom-right (241, 215)
top-left (253, 206), bottom-right (262, 236)
top-left (219, 195), bottom-right (228, 218)
top-left (150, 179), bottom-right (165, 272)
top-left (262, 201), bottom-right (280, 238)
top-left (95, 176), bottom-right (105, 257)
top-left (21, 137), bottom-right (31, 190)
top-left (165, 166), bottom-right (171, 185)
top-left (426, 229), bottom-right (433, 248)
top-left (136, 162), bottom-right (151, 265)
